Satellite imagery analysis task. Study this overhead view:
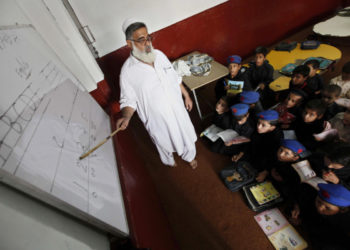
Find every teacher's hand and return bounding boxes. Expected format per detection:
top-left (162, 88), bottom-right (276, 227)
top-left (184, 96), bottom-right (193, 111)
top-left (116, 117), bottom-right (130, 131)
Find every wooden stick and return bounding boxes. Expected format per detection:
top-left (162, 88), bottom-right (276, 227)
top-left (79, 127), bottom-right (122, 160)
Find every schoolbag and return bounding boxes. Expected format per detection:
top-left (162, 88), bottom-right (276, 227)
top-left (220, 161), bottom-right (257, 192)
top-left (300, 40), bottom-right (320, 50)
top-left (274, 41), bottom-right (297, 52)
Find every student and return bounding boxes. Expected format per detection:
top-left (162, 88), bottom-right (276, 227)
top-left (212, 96), bottom-right (232, 130)
top-left (289, 65), bottom-right (312, 95)
top-left (211, 103), bottom-right (254, 155)
top-left (330, 61), bottom-right (350, 99)
top-left (239, 90), bottom-right (263, 121)
top-left (322, 84), bottom-right (346, 120)
top-left (215, 55), bottom-right (252, 100)
top-left (248, 46), bottom-right (275, 109)
top-left (329, 108), bottom-right (350, 143)
top-left (323, 145), bottom-right (350, 190)
top-left (291, 183), bottom-right (350, 249)
top-left (293, 99), bottom-right (327, 150)
top-left (274, 89), bottom-right (306, 129)
top-left (233, 110), bottom-right (283, 182)
top-left (305, 59), bottom-right (324, 98)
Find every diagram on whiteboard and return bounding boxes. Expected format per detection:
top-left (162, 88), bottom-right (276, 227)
top-left (0, 26), bottom-right (128, 235)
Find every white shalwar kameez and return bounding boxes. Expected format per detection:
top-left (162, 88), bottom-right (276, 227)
top-left (119, 49), bottom-right (197, 166)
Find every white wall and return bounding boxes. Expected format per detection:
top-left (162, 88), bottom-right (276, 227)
top-left (0, 184), bottom-right (109, 250)
top-left (68, 0), bottom-right (228, 56)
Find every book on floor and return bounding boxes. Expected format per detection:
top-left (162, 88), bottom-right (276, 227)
top-left (243, 181), bottom-right (283, 212)
top-left (201, 125), bottom-right (250, 144)
top-left (254, 208), bottom-right (308, 250)
top-left (291, 160), bottom-right (327, 190)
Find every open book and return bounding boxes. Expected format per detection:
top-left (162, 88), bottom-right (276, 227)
top-left (291, 160), bottom-right (327, 190)
top-left (254, 208), bottom-right (308, 250)
top-left (226, 79), bottom-right (244, 95)
top-left (201, 124), bottom-right (250, 144)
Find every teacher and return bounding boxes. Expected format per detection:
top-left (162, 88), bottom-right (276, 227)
top-left (116, 18), bottom-right (198, 169)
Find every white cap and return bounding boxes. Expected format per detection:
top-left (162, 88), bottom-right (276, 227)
top-left (122, 18), bottom-right (140, 34)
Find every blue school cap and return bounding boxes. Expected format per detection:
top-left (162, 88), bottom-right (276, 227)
top-left (281, 139), bottom-right (306, 155)
top-left (318, 183), bottom-right (350, 207)
top-left (227, 55), bottom-right (242, 65)
top-left (257, 110), bottom-right (279, 121)
top-left (240, 91), bottom-right (260, 104)
top-left (231, 103), bottom-right (249, 116)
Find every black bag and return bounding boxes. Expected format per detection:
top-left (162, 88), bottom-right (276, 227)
top-left (300, 40), bottom-right (320, 50)
top-left (220, 161), bottom-right (257, 192)
top-left (274, 41), bottom-right (297, 52)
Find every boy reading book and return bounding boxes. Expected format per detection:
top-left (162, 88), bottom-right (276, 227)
top-left (210, 103), bottom-right (253, 155)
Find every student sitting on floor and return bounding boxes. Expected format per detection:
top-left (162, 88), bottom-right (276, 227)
top-left (212, 96), bottom-right (232, 130)
top-left (329, 108), bottom-right (350, 143)
top-left (239, 90), bottom-right (263, 122)
top-left (322, 84), bottom-right (346, 121)
top-left (248, 46), bottom-right (275, 109)
top-left (274, 89), bottom-right (307, 129)
top-left (323, 145), bottom-right (350, 190)
top-left (290, 183), bottom-right (350, 249)
top-left (330, 61), bottom-right (350, 99)
top-left (215, 55), bottom-right (252, 100)
top-left (305, 59), bottom-right (324, 98)
top-left (233, 110), bottom-right (283, 182)
top-left (211, 103), bottom-right (254, 155)
top-left (293, 99), bottom-right (327, 151)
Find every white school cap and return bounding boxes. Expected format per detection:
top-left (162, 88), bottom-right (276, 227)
top-left (122, 18), bottom-right (141, 34)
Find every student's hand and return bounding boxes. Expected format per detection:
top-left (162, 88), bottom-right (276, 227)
top-left (315, 90), bottom-right (321, 95)
top-left (224, 85), bottom-right (230, 91)
top-left (256, 170), bottom-right (268, 182)
top-left (271, 168), bottom-right (283, 182)
top-left (116, 117), bottom-right (131, 131)
top-left (258, 83), bottom-right (265, 90)
top-left (225, 141), bottom-right (234, 146)
top-left (322, 171), bottom-right (340, 184)
top-left (232, 152), bottom-right (244, 162)
top-left (290, 204), bottom-right (301, 226)
top-left (184, 96), bottom-right (193, 111)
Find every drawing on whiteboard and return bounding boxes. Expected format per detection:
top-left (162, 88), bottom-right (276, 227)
top-left (52, 135), bottom-right (64, 148)
top-left (0, 32), bottom-right (18, 50)
top-left (15, 57), bottom-right (31, 80)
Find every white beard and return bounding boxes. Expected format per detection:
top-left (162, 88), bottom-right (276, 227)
top-left (132, 42), bottom-right (156, 64)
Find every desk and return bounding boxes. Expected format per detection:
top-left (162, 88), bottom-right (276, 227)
top-left (267, 43), bottom-right (342, 91)
top-left (178, 51), bottom-right (228, 119)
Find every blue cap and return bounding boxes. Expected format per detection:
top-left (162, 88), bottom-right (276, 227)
top-left (257, 110), bottom-right (279, 121)
top-left (281, 139), bottom-right (306, 155)
top-left (240, 91), bottom-right (260, 104)
top-left (231, 103), bottom-right (249, 116)
top-left (227, 55), bottom-right (242, 65)
top-left (318, 183), bottom-right (350, 207)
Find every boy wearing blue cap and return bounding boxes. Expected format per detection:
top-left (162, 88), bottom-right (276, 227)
top-left (211, 103), bottom-right (254, 154)
top-left (233, 110), bottom-right (283, 182)
top-left (215, 55), bottom-right (252, 100)
top-left (248, 46), bottom-right (275, 109)
top-left (290, 183), bottom-right (350, 249)
top-left (240, 91), bottom-right (263, 122)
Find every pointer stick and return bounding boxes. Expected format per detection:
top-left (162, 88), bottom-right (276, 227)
top-left (79, 127), bottom-right (122, 160)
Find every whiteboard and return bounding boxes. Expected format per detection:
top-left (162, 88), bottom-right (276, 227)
top-left (68, 0), bottom-right (228, 56)
top-left (0, 25), bottom-right (128, 236)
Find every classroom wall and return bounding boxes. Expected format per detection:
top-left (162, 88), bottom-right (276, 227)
top-left (95, 0), bottom-right (346, 104)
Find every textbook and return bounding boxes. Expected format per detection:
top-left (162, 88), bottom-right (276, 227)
top-left (226, 79), bottom-right (244, 95)
top-left (254, 208), bottom-right (308, 250)
top-left (243, 181), bottom-right (283, 211)
top-left (201, 125), bottom-right (250, 144)
top-left (291, 160), bottom-right (327, 190)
